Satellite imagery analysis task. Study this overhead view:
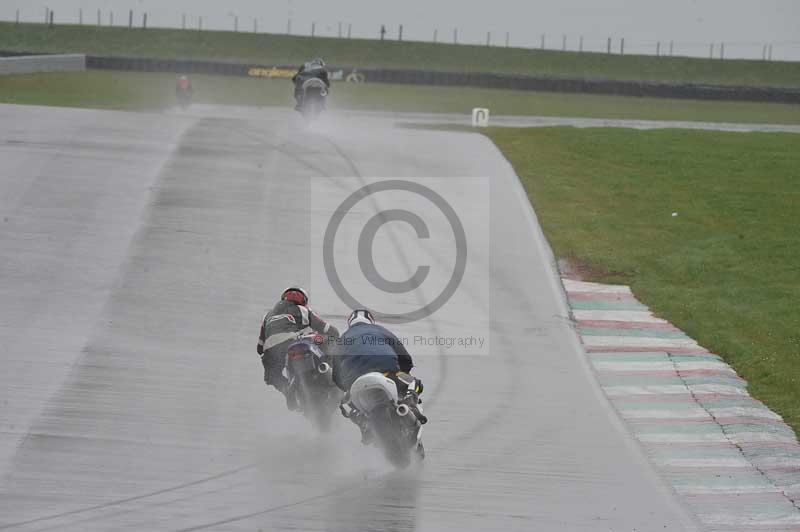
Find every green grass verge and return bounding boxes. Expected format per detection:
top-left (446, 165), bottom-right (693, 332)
top-left (486, 127), bottom-right (800, 434)
top-left (3, 71), bottom-right (800, 125)
top-left (3, 22), bottom-right (800, 87)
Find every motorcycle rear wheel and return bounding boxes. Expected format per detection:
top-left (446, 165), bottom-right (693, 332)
top-left (372, 405), bottom-right (415, 469)
top-left (302, 98), bottom-right (322, 121)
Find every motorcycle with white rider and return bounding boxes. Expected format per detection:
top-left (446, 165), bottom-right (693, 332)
top-left (333, 310), bottom-right (427, 468)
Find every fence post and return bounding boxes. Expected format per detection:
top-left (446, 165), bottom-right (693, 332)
top-left (97, 9), bottom-right (101, 26)
top-left (399, 24), bottom-right (403, 41)
top-left (254, 18), bottom-right (258, 33)
top-left (454, 28), bottom-right (458, 44)
top-left (669, 40), bottom-right (674, 55)
top-left (49, 10), bottom-right (54, 28)
top-left (287, 19), bottom-right (291, 34)
top-left (540, 34), bottom-right (545, 49)
top-left (143, 13), bottom-right (147, 29)
top-left (16, 9), bottom-right (20, 25)
top-left (129, 10), bottom-right (133, 28)
top-left (656, 41), bottom-right (660, 56)
top-left (607, 37), bottom-right (611, 54)
top-left (79, 9), bottom-right (82, 25)
top-left (709, 43), bottom-right (714, 58)
top-left (487, 32), bottom-right (491, 46)
top-left (768, 44), bottom-right (773, 61)
top-left (579, 35), bottom-right (583, 52)
top-left (182, 13), bottom-right (186, 30)
top-left (620, 37), bottom-right (624, 54)
top-left (720, 42), bottom-right (724, 60)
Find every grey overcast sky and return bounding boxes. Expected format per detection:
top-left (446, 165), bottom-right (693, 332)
top-left (4, 0), bottom-right (800, 60)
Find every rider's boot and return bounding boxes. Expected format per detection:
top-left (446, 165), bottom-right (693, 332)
top-left (353, 413), bottom-right (374, 445)
top-left (401, 390), bottom-right (428, 425)
top-left (283, 378), bottom-right (300, 412)
top-left (269, 374), bottom-right (298, 411)
top-left (284, 388), bottom-right (299, 412)
top-left (339, 398), bottom-right (374, 444)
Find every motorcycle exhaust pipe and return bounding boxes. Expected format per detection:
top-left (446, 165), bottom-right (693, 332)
top-left (396, 404), bottom-right (410, 417)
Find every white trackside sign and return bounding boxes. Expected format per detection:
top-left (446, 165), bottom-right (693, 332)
top-left (472, 108), bottom-right (490, 127)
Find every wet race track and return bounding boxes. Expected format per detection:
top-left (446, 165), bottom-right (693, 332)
top-left (0, 104), bottom-right (699, 531)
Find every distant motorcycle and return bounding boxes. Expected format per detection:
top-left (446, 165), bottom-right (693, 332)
top-left (176, 75), bottom-right (192, 110)
top-left (297, 77), bottom-right (328, 120)
top-left (341, 372), bottom-right (426, 468)
top-left (284, 332), bottom-right (342, 431)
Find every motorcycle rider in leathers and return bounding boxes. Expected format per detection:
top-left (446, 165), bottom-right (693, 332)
top-left (291, 57), bottom-right (330, 111)
top-left (257, 287), bottom-right (339, 409)
top-left (331, 309), bottom-right (425, 443)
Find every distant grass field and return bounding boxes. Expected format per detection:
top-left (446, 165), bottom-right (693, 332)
top-left (3, 71), bottom-right (800, 125)
top-left (487, 127), bottom-right (800, 435)
top-left (2, 22), bottom-right (800, 87)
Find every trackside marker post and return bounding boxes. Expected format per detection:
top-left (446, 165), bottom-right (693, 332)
top-left (472, 108), bottom-right (490, 127)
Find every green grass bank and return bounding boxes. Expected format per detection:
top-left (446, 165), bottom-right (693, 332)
top-left (2, 22), bottom-right (800, 87)
top-left (3, 71), bottom-right (800, 124)
top-left (485, 127), bottom-right (800, 434)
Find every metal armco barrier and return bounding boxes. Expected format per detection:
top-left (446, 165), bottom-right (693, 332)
top-left (0, 54), bottom-right (86, 75)
top-left (82, 55), bottom-right (800, 103)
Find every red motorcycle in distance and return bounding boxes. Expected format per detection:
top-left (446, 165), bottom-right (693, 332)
top-left (175, 75), bottom-right (193, 110)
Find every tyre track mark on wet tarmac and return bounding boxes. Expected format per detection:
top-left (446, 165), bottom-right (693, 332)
top-left (0, 118), bottom-right (270, 531)
top-left (0, 110), bottom-right (498, 532)
top-left (153, 124), bottom-right (526, 532)
top-left (0, 119), bottom-right (451, 532)
top-left (1, 108), bottom-right (697, 531)
top-left (239, 122), bottom-right (540, 454)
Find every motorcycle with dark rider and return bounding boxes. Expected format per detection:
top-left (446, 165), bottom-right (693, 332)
top-left (296, 77), bottom-right (328, 120)
top-left (284, 332), bottom-right (342, 431)
top-left (292, 58), bottom-right (329, 121)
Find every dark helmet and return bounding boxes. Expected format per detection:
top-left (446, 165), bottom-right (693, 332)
top-left (312, 57), bottom-right (326, 67)
top-left (281, 286), bottom-right (309, 306)
top-left (347, 309), bottom-right (375, 327)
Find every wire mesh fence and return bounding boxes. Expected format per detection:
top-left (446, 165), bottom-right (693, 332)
top-left (4, 7), bottom-right (800, 62)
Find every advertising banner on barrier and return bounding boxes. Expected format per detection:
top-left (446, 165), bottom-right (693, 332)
top-left (247, 67), bottom-right (296, 79)
top-left (246, 66), bottom-right (366, 83)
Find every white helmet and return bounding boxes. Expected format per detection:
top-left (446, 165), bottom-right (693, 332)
top-left (347, 309), bottom-right (375, 327)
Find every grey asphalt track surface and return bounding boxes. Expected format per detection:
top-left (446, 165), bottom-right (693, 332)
top-left (1, 103), bottom-right (699, 531)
